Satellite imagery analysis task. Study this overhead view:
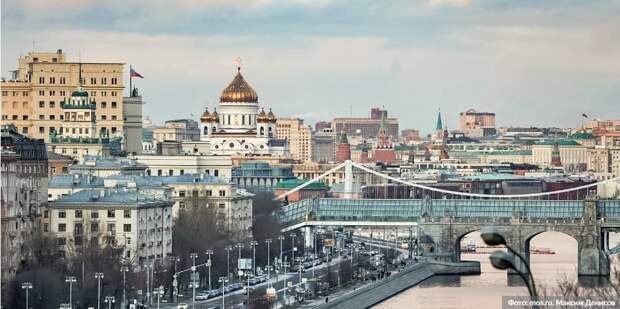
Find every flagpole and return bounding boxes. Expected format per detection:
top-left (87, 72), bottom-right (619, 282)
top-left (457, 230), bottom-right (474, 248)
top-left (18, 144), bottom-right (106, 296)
top-left (129, 64), bottom-right (133, 97)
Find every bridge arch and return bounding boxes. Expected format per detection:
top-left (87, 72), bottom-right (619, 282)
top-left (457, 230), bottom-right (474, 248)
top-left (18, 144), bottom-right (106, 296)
top-left (524, 231), bottom-right (579, 283)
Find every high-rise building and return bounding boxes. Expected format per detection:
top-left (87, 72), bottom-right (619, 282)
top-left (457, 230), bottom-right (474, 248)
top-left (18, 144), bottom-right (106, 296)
top-left (332, 108), bottom-right (398, 139)
top-left (315, 121), bottom-right (330, 132)
top-left (276, 118), bottom-right (312, 162)
top-left (1, 50), bottom-right (125, 142)
top-left (1, 126), bottom-right (48, 283)
top-left (459, 109), bottom-right (496, 137)
top-left (312, 128), bottom-right (336, 163)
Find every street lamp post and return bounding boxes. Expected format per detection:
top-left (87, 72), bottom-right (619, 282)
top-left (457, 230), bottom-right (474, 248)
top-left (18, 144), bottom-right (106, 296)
top-left (225, 246), bottom-right (233, 280)
top-left (250, 241), bottom-right (258, 276)
top-left (235, 243), bottom-right (244, 278)
top-left (277, 235), bottom-right (285, 266)
top-left (282, 259), bottom-right (289, 306)
top-left (65, 276), bottom-right (77, 309)
top-left (121, 266), bottom-right (129, 309)
top-left (21, 282), bottom-right (33, 309)
top-left (219, 277), bottom-right (229, 309)
top-left (265, 239), bottom-right (272, 287)
top-left (95, 272), bottom-right (104, 309)
top-left (481, 227), bottom-right (538, 303)
top-left (104, 296), bottom-right (115, 309)
top-left (205, 249), bottom-right (214, 291)
top-left (289, 233), bottom-right (297, 274)
top-left (172, 256), bottom-right (180, 303)
top-left (154, 286), bottom-right (164, 309)
top-left (190, 252), bottom-right (198, 309)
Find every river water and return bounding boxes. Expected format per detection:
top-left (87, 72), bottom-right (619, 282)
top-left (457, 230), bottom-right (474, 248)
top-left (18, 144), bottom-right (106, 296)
top-left (376, 232), bottom-right (620, 309)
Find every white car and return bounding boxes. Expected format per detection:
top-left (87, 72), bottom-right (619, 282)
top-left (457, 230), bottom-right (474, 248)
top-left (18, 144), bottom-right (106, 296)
top-left (177, 303), bottom-right (189, 309)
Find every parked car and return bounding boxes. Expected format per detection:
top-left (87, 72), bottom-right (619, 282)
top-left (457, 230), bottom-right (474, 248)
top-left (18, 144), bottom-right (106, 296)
top-left (177, 303), bottom-right (189, 309)
top-left (195, 292), bottom-right (210, 300)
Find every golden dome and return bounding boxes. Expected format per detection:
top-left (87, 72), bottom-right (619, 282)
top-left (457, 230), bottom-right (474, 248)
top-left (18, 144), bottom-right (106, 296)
top-left (200, 108), bottom-right (211, 123)
top-left (267, 108), bottom-right (277, 123)
top-left (220, 68), bottom-right (258, 103)
top-left (211, 108), bottom-right (220, 123)
top-left (257, 108), bottom-right (269, 123)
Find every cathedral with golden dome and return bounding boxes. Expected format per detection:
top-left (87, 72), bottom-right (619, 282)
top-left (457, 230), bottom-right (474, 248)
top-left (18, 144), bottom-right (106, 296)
top-left (197, 66), bottom-right (288, 156)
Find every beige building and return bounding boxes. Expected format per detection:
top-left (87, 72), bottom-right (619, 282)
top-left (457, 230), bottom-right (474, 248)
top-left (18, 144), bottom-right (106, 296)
top-left (1, 50), bottom-right (125, 142)
top-left (153, 119), bottom-right (200, 143)
top-left (45, 187), bottom-right (173, 263)
top-left (458, 109), bottom-right (496, 137)
top-left (276, 118), bottom-right (312, 162)
top-left (531, 141), bottom-right (588, 172)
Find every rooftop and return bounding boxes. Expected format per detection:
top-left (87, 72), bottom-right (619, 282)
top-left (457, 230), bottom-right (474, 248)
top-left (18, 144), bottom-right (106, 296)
top-left (53, 188), bottom-right (169, 206)
top-left (275, 179), bottom-right (328, 190)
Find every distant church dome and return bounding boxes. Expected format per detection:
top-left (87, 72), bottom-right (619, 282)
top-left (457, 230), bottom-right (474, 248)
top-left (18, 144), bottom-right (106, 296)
top-left (257, 108), bottom-right (269, 123)
top-left (200, 107), bottom-right (211, 123)
top-left (267, 108), bottom-right (277, 123)
top-left (219, 67), bottom-right (258, 103)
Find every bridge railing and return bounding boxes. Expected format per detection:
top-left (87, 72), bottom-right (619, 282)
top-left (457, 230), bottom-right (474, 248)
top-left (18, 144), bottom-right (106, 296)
top-left (598, 200), bottom-right (620, 223)
top-left (429, 199), bottom-right (584, 219)
top-left (313, 198), bottom-right (423, 222)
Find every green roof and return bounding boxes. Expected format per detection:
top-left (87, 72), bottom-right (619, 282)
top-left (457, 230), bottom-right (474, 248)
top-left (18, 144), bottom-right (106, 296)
top-left (275, 179), bottom-right (328, 190)
top-left (535, 140), bottom-right (581, 146)
top-left (570, 132), bottom-right (596, 140)
top-left (436, 110), bottom-right (443, 130)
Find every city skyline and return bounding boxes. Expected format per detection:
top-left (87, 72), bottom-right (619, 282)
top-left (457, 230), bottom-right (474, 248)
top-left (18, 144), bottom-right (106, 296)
top-left (2, 0), bottom-right (620, 133)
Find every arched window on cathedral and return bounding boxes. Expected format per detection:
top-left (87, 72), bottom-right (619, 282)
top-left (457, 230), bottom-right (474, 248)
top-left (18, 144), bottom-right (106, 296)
top-left (260, 127), bottom-right (265, 136)
top-left (204, 127), bottom-right (208, 135)
top-left (268, 127), bottom-right (273, 137)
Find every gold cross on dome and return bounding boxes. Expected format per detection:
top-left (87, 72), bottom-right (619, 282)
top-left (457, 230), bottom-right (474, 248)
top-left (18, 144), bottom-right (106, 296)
top-left (235, 57), bottom-right (243, 71)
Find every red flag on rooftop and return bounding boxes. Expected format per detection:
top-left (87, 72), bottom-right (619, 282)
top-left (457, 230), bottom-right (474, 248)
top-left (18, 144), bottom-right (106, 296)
top-left (130, 68), bottom-right (144, 78)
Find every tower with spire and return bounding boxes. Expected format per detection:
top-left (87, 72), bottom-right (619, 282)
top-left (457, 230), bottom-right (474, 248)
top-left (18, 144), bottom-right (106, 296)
top-left (373, 110), bottom-right (396, 164)
top-left (432, 108), bottom-right (446, 145)
top-left (335, 129), bottom-right (351, 162)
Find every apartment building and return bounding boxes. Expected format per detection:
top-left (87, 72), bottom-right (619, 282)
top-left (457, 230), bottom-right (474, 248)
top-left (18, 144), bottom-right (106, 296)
top-left (1, 50), bottom-right (125, 142)
top-left (276, 117), bottom-right (312, 162)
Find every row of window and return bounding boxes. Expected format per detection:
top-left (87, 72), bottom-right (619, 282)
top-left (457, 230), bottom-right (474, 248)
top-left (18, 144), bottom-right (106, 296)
top-left (146, 169), bottom-right (220, 177)
top-left (56, 222), bottom-right (132, 233)
top-left (37, 76), bottom-right (118, 85)
top-left (55, 209), bottom-right (131, 219)
top-left (178, 189), bottom-right (227, 197)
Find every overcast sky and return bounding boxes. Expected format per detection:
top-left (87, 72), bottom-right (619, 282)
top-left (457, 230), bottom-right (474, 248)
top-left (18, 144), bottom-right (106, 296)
top-left (2, 0), bottom-right (619, 134)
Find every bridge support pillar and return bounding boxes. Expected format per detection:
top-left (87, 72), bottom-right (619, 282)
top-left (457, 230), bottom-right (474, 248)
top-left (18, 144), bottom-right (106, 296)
top-left (303, 226), bottom-right (315, 250)
top-left (577, 198), bottom-right (609, 277)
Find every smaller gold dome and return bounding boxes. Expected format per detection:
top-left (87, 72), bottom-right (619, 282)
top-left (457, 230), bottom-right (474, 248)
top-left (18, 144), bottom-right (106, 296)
top-left (267, 108), bottom-right (277, 123)
top-left (200, 108), bottom-right (211, 123)
top-left (220, 68), bottom-right (258, 103)
top-left (211, 108), bottom-right (220, 123)
top-left (257, 108), bottom-right (269, 123)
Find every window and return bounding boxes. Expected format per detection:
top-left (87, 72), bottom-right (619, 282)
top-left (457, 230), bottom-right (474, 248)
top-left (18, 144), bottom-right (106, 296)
top-left (60, 77), bottom-right (66, 84)
top-left (111, 127), bottom-right (117, 134)
top-left (58, 223), bottom-right (66, 232)
top-left (50, 115), bottom-right (55, 120)
top-left (218, 203), bottom-right (226, 209)
top-left (101, 77), bottom-right (107, 84)
top-left (58, 211), bottom-right (66, 218)
top-left (39, 127), bottom-right (45, 133)
top-left (180, 169), bottom-right (184, 175)
top-left (39, 77), bottom-right (45, 84)
top-left (75, 210), bottom-right (82, 218)
top-left (101, 102), bottom-right (107, 108)
top-left (23, 115), bottom-right (28, 120)
top-left (168, 169), bottom-right (173, 176)
top-left (50, 77), bottom-right (56, 84)
top-left (102, 91), bottom-right (107, 96)
top-left (157, 170), bottom-right (162, 176)
top-left (101, 115), bottom-right (107, 120)
top-left (43, 223), bottom-right (49, 232)
top-left (111, 78), bottom-right (118, 85)
top-left (50, 90), bottom-right (56, 96)
top-left (75, 223), bottom-right (83, 235)
top-left (12, 115), bottom-right (18, 120)
top-left (90, 77), bottom-right (97, 85)
top-left (44, 210), bottom-right (49, 218)
top-left (107, 210), bottom-right (115, 218)
top-left (124, 210), bottom-right (131, 218)
top-left (219, 190), bottom-right (226, 197)
top-left (206, 190), bottom-right (212, 197)
top-left (39, 101), bottom-right (45, 108)
top-left (39, 115), bottom-right (45, 120)
top-left (91, 223), bottom-right (99, 232)
top-left (111, 101), bottom-right (117, 108)
top-left (50, 101), bottom-right (55, 108)
top-left (107, 223), bottom-right (116, 235)
top-left (179, 201), bottom-right (186, 209)
top-left (57, 237), bottom-right (66, 245)
top-left (179, 190), bottom-right (186, 197)
top-left (111, 115), bottom-right (117, 120)
top-left (111, 91), bottom-right (117, 96)
top-left (123, 224), bottom-right (132, 232)
top-left (214, 170), bottom-right (219, 177)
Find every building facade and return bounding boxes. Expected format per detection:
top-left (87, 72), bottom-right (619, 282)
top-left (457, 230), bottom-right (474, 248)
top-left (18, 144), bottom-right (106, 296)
top-left (1, 127), bottom-right (48, 283)
top-left (312, 128), bottom-right (336, 163)
top-left (331, 108), bottom-right (398, 139)
top-left (458, 109), bottom-right (496, 137)
top-left (1, 50), bottom-right (125, 142)
top-left (276, 118), bottom-right (312, 162)
top-left (46, 188), bottom-right (173, 263)
top-left (153, 119), bottom-right (200, 143)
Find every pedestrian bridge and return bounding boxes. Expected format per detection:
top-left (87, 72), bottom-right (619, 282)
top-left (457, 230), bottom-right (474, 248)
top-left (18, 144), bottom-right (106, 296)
top-left (274, 161), bottom-right (620, 277)
top-left (277, 197), bottom-right (620, 230)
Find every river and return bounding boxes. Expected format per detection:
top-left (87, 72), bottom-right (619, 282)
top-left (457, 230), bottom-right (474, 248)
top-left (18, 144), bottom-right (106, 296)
top-left (375, 232), bottom-right (620, 309)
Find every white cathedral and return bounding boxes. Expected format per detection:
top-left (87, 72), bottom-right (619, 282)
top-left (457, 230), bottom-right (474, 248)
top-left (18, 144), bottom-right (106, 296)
top-left (194, 66), bottom-right (289, 156)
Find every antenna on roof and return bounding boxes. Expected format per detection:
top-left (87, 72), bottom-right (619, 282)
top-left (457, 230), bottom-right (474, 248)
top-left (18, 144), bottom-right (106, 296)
top-left (78, 52), bottom-right (83, 88)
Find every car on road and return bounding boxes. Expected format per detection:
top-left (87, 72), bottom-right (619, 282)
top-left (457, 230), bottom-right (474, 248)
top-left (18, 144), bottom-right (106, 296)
top-left (208, 289), bottom-right (222, 297)
top-left (195, 292), bottom-right (210, 300)
top-left (177, 303), bottom-right (189, 309)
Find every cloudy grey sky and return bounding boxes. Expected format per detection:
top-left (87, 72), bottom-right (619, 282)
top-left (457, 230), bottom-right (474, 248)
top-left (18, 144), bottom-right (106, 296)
top-left (2, 0), bottom-right (619, 134)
